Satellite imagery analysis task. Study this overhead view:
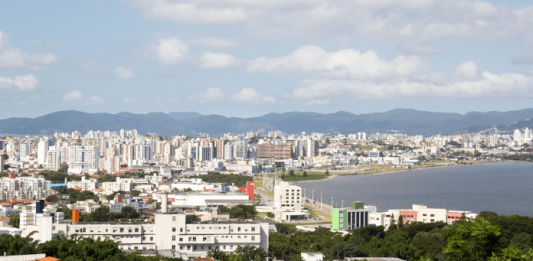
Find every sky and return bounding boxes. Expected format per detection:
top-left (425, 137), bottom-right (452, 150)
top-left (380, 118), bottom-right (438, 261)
top-left (1, 0), bottom-right (533, 119)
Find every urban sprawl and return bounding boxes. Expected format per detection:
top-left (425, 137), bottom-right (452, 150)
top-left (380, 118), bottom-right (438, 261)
top-left (0, 127), bottom-right (530, 260)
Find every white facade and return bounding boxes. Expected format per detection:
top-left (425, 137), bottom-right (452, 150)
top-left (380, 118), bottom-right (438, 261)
top-left (68, 145), bottom-right (99, 174)
top-left (68, 176), bottom-right (98, 191)
top-left (274, 181), bottom-right (303, 211)
top-left (26, 212), bottom-right (268, 258)
top-left (47, 149), bottom-right (61, 171)
top-left (102, 181), bottom-right (132, 192)
top-left (37, 139), bottom-right (49, 165)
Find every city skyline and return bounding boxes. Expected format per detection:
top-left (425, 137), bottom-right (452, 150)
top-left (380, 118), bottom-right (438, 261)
top-left (2, 0), bottom-right (533, 119)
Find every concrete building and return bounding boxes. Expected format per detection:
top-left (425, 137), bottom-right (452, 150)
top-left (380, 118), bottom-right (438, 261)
top-left (301, 252), bottom-right (324, 261)
top-left (332, 202), bottom-right (369, 230)
top-left (68, 145), bottom-right (99, 174)
top-left (0, 175), bottom-right (52, 201)
top-left (274, 181), bottom-right (303, 211)
top-left (47, 149), bottom-right (62, 171)
top-left (67, 176), bottom-right (98, 191)
top-left (27, 212), bottom-right (268, 259)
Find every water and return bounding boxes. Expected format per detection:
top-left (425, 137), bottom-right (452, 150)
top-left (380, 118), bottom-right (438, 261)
top-left (296, 162), bottom-right (533, 216)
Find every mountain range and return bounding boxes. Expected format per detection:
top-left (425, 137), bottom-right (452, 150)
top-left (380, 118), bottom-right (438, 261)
top-left (1, 109), bottom-right (533, 136)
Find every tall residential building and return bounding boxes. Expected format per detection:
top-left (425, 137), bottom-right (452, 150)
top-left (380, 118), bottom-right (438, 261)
top-left (38, 139), bottom-right (49, 165)
top-left (234, 140), bottom-right (247, 159)
top-left (224, 143), bottom-right (233, 160)
top-left (47, 149), bottom-right (61, 171)
top-left (20, 142), bottom-right (32, 159)
top-left (68, 145), bottom-right (99, 174)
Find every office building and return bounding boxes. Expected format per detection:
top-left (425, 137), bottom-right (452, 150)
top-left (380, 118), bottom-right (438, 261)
top-left (332, 202), bottom-right (369, 230)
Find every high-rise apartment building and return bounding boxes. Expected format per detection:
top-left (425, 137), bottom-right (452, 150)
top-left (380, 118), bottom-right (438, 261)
top-left (68, 145), bottom-right (99, 174)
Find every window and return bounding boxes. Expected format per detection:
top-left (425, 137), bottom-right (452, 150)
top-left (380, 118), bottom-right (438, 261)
top-left (423, 214), bottom-right (427, 216)
top-left (98, 228), bottom-right (101, 232)
top-left (238, 227), bottom-right (241, 232)
top-left (150, 237), bottom-right (153, 241)
top-left (128, 228), bottom-right (132, 233)
top-left (135, 228), bottom-right (139, 232)
top-left (172, 236), bottom-right (176, 241)
top-left (120, 228), bottom-right (124, 233)
top-left (90, 228), bottom-right (94, 232)
top-left (180, 227), bottom-right (183, 232)
top-left (172, 245), bottom-right (175, 250)
top-left (201, 246), bottom-right (204, 250)
top-left (172, 227), bottom-right (176, 232)
top-left (179, 238), bottom-right (183, 242)
top-left (180, 246), bottom-right (184, 250)
top-left (150, 228), bottom-right (154, 232)
top-left (430, 214), bottom-right (435, 217)
top-left (83, 228), bottom-right (86, 232)
top-left (251, 236), bottom-right (255, 241)
top-left (251, 227), bottom-right (255, 232)
top-left (106, 228), bottom-right (109, 232)
top-left (173, 216), bottom-right (176, 221)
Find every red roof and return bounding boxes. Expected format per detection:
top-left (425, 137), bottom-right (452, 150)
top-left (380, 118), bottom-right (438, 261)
top-left (37, 257), bottom-right (60, 261)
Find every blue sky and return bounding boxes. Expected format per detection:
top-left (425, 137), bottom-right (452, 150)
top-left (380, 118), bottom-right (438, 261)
top-left (1, 0), bottom-right (533, 118)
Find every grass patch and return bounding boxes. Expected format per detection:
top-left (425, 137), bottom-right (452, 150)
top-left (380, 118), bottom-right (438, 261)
top-left (277, 171), bottom-right (329, 182)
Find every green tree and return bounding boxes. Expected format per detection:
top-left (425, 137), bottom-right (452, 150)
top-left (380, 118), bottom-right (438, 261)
top-left (120, 206), bottom-right (140, 219)
top-left (303, 171), bottom-right (308, 177)
top-left (186, 215), bottom-right (201, 223)
top-left (131, 190), bottom-right (141, 197)
top-left (8, 214), bottom-right (19, 228)
top-left (444, 217), bottom-right (501, 260)
top-left (234, 245), bottom-right (267, 261)
top-left (46, 194), bottom-right (60, 203)
top-left (289, 170), bottom-right (295, 176)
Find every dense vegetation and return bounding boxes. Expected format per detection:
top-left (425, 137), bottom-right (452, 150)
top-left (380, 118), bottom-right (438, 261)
top-left (198, 172), bottom-right (252, 187)
top-left (269, 212), bottom-right (533, 261)
top-left (218, 205), bottom-right (257, 219)
top-left (57, 205), bottom-right (141, 222)
top-left (208, 246), bottom-right (267, 261)
top-left (55, 187), bottom-right (100, 202)
top-left (0, 234), bottom-right (182, 261)
top-left (280, 170), bottom-right (328, 182)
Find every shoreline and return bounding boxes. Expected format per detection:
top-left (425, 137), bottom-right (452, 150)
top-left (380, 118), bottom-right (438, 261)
top-left (291, 163), bottom-right (467, 184)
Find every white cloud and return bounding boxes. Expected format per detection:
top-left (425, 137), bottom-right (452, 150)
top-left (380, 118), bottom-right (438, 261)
top-left (455, 61), bottom-right (479, 79)
top-left (123, 98), bottom-right (139, 104)
top-left (231, 88), bottom-right (276, 104)
top-left (199, 52), bottom-right (243, 69)
top-left (152, 38), bottom-right (190, 65)
top-left (127, 0), bottom-right (248, 24)
top-left (0, 31), bottom-right (57, 70)
top-left (89, 96), bottom-right (104, 104)
top-left (0, 74), bottom-right (39, 92)
top-left (188, 88), bottom-right (225, 104)
top-left (114, 67), bottom-right (136, 79)
top-left (126, 0), bottom-right (533, 46)
top-left (289, 71), bottom-right (533, 101)
top-left (62, 90), bottom-right (83, 102)
top-left (62, 90), bottom-right (104, 105)
top-left (246, 45), bottom-right (428, 80)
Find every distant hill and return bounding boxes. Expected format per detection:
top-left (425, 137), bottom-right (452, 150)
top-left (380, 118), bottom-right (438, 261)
top-left (167, 112), bottom-right (203, 121)
top-left (3, 109), bottom-right (533, 136)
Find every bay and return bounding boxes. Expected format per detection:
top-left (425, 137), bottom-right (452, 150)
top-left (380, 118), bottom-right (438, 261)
top-left (296, 162), bottom-right (533, 216)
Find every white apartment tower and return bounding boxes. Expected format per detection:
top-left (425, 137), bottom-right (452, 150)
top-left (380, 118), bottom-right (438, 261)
top-left (68, 145), bottom-right (99, 174)
top-left (38, 139), bottom-right (49, 165)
